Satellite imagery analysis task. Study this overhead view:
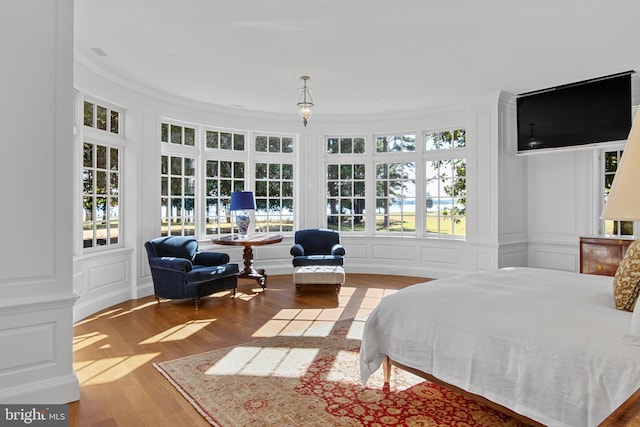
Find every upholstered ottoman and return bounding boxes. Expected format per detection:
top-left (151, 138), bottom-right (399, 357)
top-left (293, 265), bottom-right (345, 292)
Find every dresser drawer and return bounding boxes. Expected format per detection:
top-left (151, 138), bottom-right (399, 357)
top-left (580, 237), bottom-right (632, 277)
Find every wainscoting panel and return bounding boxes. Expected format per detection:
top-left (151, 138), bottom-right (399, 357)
top-left (0, 323), bottom-right (54, 373)
top-left (529, 243), bottom-right (578, 272)
top-left (372, 244), bottom-right (416, 261)
top-left (73, 249), bottom-right (132, 322)
top-left (88, 260), bottom-right (127, 291)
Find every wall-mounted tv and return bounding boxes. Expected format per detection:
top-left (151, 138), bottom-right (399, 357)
top-left (516, 72), bottom-right (633, 154)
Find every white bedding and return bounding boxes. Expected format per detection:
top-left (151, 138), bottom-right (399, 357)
top-left (359, 267), bottom-right (640, 427)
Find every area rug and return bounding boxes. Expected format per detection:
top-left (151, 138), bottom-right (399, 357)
top-left (154, 319), bottom-right (527, 426)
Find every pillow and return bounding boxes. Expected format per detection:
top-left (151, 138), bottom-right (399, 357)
top-left (613, 240), bottom-right (640, 312)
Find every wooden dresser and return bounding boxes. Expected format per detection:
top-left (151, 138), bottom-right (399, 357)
top-left (579, 236), bottom-right (634, 276)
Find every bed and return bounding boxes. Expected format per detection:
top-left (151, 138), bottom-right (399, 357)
top-left (359, 267), bottom-right (640, 427)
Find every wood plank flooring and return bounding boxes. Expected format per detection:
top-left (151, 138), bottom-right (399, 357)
top-left (70, 273), bottom-right (429, 427)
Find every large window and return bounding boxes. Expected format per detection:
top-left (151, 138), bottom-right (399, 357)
top-left (82, 143), bottom-right (120, 248)
top-left (602, 148), bottom-right (635, 235)
top-left (327, 163), bottom-right (366, 232)
top-left (159, 122), bottom-right (296, 237)
top-left (425, 130), bottom-right (466, 238)
top-left (253, 134), bottom-right (295, 233)
top-left (205, 160), bottom-right (246, 235)
top-left (80, 95), bottom-right (124, 251)
top-left (425, 158), bottom-right (466, 237)
top-left (255, 162), bottom-right (294, 232)
top-left (375, 162), bottom-right (416, 233)
top-left (161, 155), bottom-right (196, 236)
top-left (324, 129), bottom-right (466, 238)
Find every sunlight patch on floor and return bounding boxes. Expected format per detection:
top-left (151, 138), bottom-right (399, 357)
top-left (139, 319), bottom-right (215, 344)
top-left (74, 353), bottom-right (160, 385)
top-left (251, 285), bottom-right (397, 338)
top-left (73, 308), bottom-right (123, 326)
top-left (205, 346), bottom-right (319, 377)
top-left (252, 307), bottom-right (345, 337)
top-left (108, 301), bottom-right (160, 319)
top-left (73, 332), bottom-right (109, 352)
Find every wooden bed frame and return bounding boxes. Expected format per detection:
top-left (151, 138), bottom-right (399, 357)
top-left (382, 355), bottom-right (640, 426)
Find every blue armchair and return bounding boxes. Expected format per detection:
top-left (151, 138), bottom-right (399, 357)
top-left (290, 228), bottom-right (345, 267)
top-left (145, 236), bottom-right (239, 310)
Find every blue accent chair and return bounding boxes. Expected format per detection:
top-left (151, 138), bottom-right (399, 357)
top-left (290, 228), bottom-right (345, 267)
top-left (145, 236), bottom-right (239, 310)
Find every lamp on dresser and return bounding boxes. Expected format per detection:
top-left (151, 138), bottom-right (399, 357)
top-left (601, 109), bottom-right (640, 222)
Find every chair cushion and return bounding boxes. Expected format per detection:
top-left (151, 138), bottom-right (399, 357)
top-left (150, 236), bottom-right (198, 260)
top-left (613, 240), bottom-right (640, 311)
top-left (294, 229), bottom-right (340, 255)
top-left (293, 255), bottom-right (344, 267)
top-left (187, 264), bottom-right (240, 285)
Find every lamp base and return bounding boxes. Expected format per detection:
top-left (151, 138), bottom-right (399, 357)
top-left (236, 214), bottom-right (250, 238)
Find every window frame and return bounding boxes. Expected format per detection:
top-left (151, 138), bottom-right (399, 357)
top-left (599, 145), bottom-right (638, 236)
top-left (253, 133), bottom-right (296, 234)
top-left (159, 120), bottom-right (297, 238)
top-left (77, 93), bottom-right (126, 254)
top-left (323, 128), bottom-right (467, 239)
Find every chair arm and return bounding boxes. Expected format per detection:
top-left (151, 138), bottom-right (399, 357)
top-left (193, 251), bottom-right (230, 266)
top-left (290, 244), bottom-right (305, 257)
top-left (331, 244), bottom-right (346, 256)
top-left (148, 257), bottom-right (192, 273)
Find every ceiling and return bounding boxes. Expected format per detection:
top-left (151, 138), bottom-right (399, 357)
top-left (75, 1), bottom-right (640, 117)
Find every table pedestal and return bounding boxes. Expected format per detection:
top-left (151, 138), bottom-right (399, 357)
top-left (212, 233), bottom-right (283, 290)
top-left (240, 246), bottom-right (267, 288)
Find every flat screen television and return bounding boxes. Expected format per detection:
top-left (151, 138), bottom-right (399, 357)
top-left (516, 72), bottom-right (632, 154)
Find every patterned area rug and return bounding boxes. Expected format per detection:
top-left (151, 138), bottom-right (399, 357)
top-left (154, 318), bottom-right (526, 426)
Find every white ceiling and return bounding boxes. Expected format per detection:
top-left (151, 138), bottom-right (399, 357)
top-left (75, 1), bottom-right (640, 117)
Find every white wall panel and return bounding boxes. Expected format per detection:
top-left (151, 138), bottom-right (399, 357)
top-left (0, 0), bottom-right (78, 404)
top-left (373, 245), bottom-right (416, 261)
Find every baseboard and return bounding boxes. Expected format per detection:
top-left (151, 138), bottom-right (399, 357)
top-left (73, 288), bottom-right (131, 323)
top-left (0, 373), bottom-right (79, 404)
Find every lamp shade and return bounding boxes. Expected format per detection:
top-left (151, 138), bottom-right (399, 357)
top-left (601, 109), bottom-right (640, 221)
top-left (230, 191), bottom-right (256, 211)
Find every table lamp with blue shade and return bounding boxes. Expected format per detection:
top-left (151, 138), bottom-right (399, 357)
top-left (230, 191), bottom-right (256, 238)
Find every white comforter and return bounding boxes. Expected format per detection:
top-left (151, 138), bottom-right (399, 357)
top-left (359, 267), bottom-right (640, 427)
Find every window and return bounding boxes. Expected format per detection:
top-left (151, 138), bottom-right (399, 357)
top-left (83, 143), bottom-right (120, 248)
top-left (426, 129), bottom-right (466, 150)
top-left (158, 122), bottom-right (296, 238)
top-left (375, 162), bottom-right (416, 233)
top-left (161, 155), bottom-right (196, 236)
top-left (206, 130), bottom-right (245, 151)
top-left (327, 163), bottom-right (366, 232)
top-left (205, 160), bottom-right (246, 235)
top-left (255, 162), bottom-right (294, 232)
top-left (161, 123), bottom-right (196, 146)
top-left (255, 135), bottom-right (294, 153)
top-left (83, 100), bottom-right (121, 134)
top-left (327, 137), bottom-right (366, 154)
top-left (376, 134), bottom-right (416, 153)
top-left (425, 158), bottom-right (466, 238)
top-left (424, 129), bottom-right (466, 239)
top-left (602, 148), bottom-right (635, 235)
top-left (253, 134), bottom-right (295, 233)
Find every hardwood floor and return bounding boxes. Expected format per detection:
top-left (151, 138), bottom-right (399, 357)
top-left (70, 273), bottom-right (429, 427)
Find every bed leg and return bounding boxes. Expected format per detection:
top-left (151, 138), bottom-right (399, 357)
top-left (382, 355), bottom-right (391, 385)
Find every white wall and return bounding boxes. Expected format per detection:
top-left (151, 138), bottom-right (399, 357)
top-left (0, 0), bottom-right (78, 404)
top-left (525, 77), bottom-right (640, 271)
